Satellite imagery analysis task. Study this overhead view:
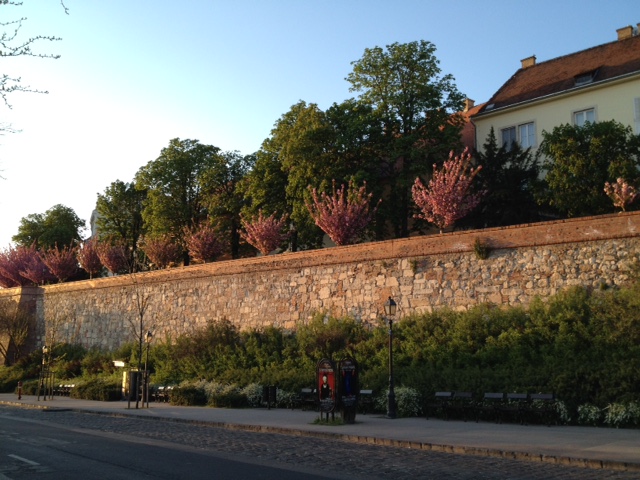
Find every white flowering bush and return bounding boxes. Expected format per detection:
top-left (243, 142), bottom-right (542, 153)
top-left (240, 383), bottom-right (264, 407)
top-left (276, 389), bottom-right (297, 408)
top-left (577, 404), bottom-right (602, 426)
top-left (554, 400), bottom-right (571, 425)
top-left (604, 402), bottom-right (640, 428)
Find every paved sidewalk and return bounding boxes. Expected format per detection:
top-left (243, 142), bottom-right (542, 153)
top-left (1, 393), bottom-right (639, 472)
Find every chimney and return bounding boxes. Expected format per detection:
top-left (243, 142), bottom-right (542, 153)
top-left (464, 98), bottom-right (475, 112)
top-left (617, 25), bottom-right (633, 40)
top-left (521, 55), bottom-right (536, 69)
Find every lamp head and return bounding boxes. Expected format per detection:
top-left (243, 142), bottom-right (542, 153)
top-left (384, 297), bottom-right (397, 316)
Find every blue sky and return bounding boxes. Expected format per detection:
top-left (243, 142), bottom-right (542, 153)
top-left (1, 1), bottom-right (638, 248)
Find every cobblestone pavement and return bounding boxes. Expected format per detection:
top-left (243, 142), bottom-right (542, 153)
top-left (1, 405), bottom-right (637, 480)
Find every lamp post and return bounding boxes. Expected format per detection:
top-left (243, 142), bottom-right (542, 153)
top-left (38, 345), bottom-right (49, 401)
top-left (144, 330), bottom-right (153, 408)
top-left (384, 296), bottom-right (397, 419)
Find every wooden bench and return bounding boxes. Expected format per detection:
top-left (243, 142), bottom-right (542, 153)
top-left (424, 391), bottom-right (453, 420)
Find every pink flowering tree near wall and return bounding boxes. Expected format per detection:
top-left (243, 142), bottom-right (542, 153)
top-left (412, 148), bottom-right (484, 233)
top-left (240, 210), bottom-right (290, 256)
top-left (306, 180), bottom-right (380, 246)
top-left (183, 224), bottom-right (224, 263)
top-left (604, 178), bottom-right (638, 212)
top-left (77, 238), bottom-right (103, 279)
top-left (41, 244), bottom-right (78, 283)
top-left (96, 240), bottom-right (129, 275)
top-left (139, 234), bottom-right (182, 269)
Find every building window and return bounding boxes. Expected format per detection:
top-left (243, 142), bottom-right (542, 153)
top-left (502, 123), bottom-right (536, 150)
top-left (634, 98), bottom-right (640, 135)
top-left (574, 108), bottom-right (595, 127)
top-left (518, 122), bottom-right (536, 148)
top-left (501, 127), bottom-right (516, 150)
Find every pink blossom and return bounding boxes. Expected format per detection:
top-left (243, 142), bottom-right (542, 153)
top-left (306, 180), bottom-right (380, 246)
top-left (412, 148), bottom-right (484, 233)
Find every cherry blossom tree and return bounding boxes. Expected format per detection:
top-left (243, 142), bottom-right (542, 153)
top-left (0, 247), bottom-right (32, 287)
top-left (183, 224), bottom-right (224, 263)
top-left (96, 240), bottom-right (129, 275)
top-left (305, 180), bottom-right (379, 246)
top-left (77, 237), bottom-right (103, 279)
top-left (412, 148), bottom-right (484, 233)
top-left (604, 178), bottom-right (638, 212)
top-left (19, 244), bottom-right (54, 285)
top-left (240, 210), bottom-right (290, 255)
top-left (40, 244), bottom-right (78, 282)
top-left (139, 234), bottom-right (182, 269)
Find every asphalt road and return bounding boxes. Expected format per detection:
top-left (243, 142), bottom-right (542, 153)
top-left (0, 405), bottom-right (637, 480)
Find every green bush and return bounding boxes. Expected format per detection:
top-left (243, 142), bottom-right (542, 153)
top-left (169, 382), bottom-right (207, 406)
top-left (374, 386), bottom-right (421, 417)
top-left (71, 377), bottom-right (121, 401)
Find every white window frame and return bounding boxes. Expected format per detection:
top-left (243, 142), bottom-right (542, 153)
top-left (573, 108), bottom-right (596, 127)
top-left (501, 126), bottom-right (516, 150)
top-left (518, 122), bottom-right (536, 149)
top-left (501, 121), bottom-right (536, 150)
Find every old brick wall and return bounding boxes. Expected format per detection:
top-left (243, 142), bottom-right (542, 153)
top-left (1, 212), bottom-right (638, 353)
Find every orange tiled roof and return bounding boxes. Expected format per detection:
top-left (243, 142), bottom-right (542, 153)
top-left (476, 33), bottom-right (640, 114)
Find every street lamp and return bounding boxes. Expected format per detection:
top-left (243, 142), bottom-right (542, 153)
top-left (38, 345), bottom-right (49, 401)
top-left (384, 296), bottom-right (397, 419)
top-left (144, 331), bottom-right (153, 408)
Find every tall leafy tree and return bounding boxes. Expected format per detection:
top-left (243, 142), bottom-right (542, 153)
top-left (538, 120), bottom-right (640, 217)
top-left (135, 138), bottom-right (222, 262)
top-left (95, 180), bottom-right (146, 255)
top-left (254, 101), bottom-right (333, 250)
top-left (200, 151), bottom-right (254, 259)
top-left (12, 204), bottom-right (85, 250)
top-left (347, 40), bottom-right (465, 238)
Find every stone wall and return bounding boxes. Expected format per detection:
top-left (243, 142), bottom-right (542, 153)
top-left (1, 212), bottom-right (639, 354)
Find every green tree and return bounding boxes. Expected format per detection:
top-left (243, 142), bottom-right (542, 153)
top-left (347, 40), bottom-right (465, 237)
top-left (200, 151), bottom-right (254, 258)
top-left (246, 100), bottom-right (386, 250)
top-left (462, 127), bottom-right (540, 228)
top-left (538, 121), bottom-right (640, 217)
top-left (258, 101), bottom-right (333, 250)
top-left (12, 204), bottom-right (85, 249)
top-left (95, 180), bottom-right (146, 254)
top-left (135, 138), bottom-right (222, 262)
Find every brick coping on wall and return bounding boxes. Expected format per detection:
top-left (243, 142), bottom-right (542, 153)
top-left (2, 211), bottom-right (639, 296)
